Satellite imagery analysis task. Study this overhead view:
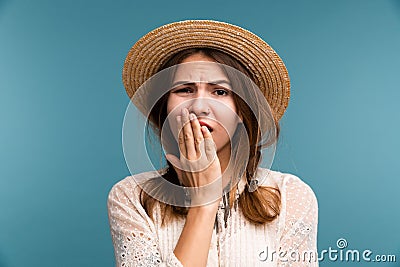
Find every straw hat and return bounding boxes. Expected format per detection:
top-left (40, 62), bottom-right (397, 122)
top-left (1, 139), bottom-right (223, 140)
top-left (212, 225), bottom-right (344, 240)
top-left (122, 20), bottom-right (290, 120)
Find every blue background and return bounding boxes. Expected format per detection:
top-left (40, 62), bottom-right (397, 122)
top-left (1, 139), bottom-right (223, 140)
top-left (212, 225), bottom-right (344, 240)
top-left (1, 0), bottom-right (399, 266)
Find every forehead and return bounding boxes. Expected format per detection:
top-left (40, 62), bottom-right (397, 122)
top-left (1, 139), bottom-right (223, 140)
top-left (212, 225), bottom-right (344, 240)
top-left (172, 62), bottom-right (229, 84)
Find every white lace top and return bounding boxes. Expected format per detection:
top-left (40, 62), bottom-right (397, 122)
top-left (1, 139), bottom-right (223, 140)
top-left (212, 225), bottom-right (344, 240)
top-left (107, 168), bottom-right (318, 266)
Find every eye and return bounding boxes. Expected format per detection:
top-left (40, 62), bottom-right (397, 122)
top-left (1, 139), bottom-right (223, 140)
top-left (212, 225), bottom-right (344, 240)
top-left (214, 89), bottom-right (229, 96)
top-left (172, 87), bottom-right (193, 94)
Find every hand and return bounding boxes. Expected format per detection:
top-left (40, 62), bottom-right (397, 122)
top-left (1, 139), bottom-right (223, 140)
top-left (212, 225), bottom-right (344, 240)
top-left (166, 108), bottom-right (223, 205)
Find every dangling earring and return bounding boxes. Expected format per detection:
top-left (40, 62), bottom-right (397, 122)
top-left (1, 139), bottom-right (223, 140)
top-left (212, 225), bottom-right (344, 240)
top-left (248, 177), bottom-right (259, 192)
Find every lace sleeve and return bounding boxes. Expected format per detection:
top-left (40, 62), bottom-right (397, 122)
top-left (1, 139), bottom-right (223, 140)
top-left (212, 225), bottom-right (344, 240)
top-left (277, 175), bottom-right (319, 267)
top-left (107, 178), bottom-right (183, 267)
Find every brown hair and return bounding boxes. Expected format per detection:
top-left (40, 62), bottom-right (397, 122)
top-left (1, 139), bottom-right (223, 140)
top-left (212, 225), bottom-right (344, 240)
top-left (140, 48), bottom-right (281, 225)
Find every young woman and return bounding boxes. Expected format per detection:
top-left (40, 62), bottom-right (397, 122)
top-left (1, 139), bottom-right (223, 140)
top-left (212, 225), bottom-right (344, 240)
top-left (108, 20), bottom-right (318, 267)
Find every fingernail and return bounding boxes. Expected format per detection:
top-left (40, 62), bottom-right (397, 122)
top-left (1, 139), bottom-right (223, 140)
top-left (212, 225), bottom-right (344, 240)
top-left (189, 113), bottom-right (196, 120)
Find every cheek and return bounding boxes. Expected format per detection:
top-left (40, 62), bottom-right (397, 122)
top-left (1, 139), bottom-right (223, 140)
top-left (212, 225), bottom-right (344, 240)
top-left (166, 97), bottom-right (173, 115)
top-left (167, 96), bottom-right (188, 115)
top-left (166, 101), bottom-right (178, 137)
top-left (166, 97), bottom-right (186, 141)
top-left (166, 97), bottom-right (180, 127)
top-left (215, 102), bottom-right (239, 136)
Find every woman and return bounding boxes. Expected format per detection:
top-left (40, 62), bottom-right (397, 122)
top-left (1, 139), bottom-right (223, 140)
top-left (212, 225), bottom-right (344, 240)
top-left (108, 20), bottom-right (318, 267)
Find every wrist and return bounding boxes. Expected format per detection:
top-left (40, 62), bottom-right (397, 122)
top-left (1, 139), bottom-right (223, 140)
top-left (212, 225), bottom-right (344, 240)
top-left (184, 182), bottom-right (223, 207)
top-left (188, 201), bottom-right (220, 216)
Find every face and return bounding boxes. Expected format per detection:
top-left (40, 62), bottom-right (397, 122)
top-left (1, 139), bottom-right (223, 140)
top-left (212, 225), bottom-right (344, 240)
top-left (166, 53), bottom-right (240, 161)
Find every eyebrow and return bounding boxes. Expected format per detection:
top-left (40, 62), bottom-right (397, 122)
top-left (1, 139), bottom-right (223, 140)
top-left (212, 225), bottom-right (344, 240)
top-left (171, 80), bottom-right (231, 88)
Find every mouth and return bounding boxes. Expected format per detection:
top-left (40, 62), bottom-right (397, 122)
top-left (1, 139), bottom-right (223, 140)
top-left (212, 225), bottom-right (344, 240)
top-left (198, 121), bottom-right (213, 132)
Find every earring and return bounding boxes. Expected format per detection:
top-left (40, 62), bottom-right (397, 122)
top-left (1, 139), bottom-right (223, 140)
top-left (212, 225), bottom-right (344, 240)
top-left (248, 178), bottom-right (259, 192)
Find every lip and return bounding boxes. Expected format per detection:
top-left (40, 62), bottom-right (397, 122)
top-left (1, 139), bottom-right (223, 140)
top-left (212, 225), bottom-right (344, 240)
top-left (198, 120), bottom-right (213, 132)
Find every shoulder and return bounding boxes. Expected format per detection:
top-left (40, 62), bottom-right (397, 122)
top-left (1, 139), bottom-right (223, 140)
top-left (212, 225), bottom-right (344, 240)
top-left (107, 169), bottom-right (166, 205)
top-left (107, 171), bottom-right (168, 233)
top-left (256, 168), bottom-right (318, 208)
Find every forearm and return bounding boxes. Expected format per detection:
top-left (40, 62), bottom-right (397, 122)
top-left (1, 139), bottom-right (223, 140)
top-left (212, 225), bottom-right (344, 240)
top-left (173, 202), bottom-right (219, 267)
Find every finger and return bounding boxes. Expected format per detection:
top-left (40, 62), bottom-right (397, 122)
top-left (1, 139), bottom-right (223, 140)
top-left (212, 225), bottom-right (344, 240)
top-left (177, 115), bottom-right (187, 159)
top-left (189, 113), bottom-right (203, 157)
top-left (201, 126), bottom-right (217, 161)
top-left (182, 108), bottom-right (196, 159)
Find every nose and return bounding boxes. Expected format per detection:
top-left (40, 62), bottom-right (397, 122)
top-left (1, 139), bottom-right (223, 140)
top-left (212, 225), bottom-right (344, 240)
top-left (189, 96), bottom-right (211, 116)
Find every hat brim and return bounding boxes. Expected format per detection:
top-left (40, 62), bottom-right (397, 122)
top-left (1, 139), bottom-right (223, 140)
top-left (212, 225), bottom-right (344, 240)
top-left (122, 20), bottom-right (290, 120)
